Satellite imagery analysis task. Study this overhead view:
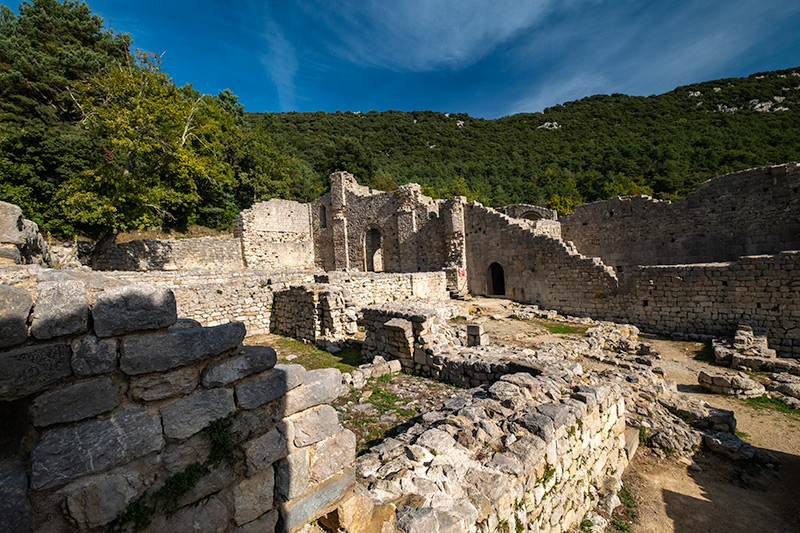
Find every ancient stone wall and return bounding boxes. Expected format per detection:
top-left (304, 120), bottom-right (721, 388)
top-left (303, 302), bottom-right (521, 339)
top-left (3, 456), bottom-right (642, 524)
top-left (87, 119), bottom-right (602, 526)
top-left (271, 284), bottom-right (358, 344)
top-left (357, 302), bottom-right (631, 532)
top-left (91, 237), bottom-right (243, 271)
top-left (0, 279), bottom-right (354, 533)
top-left (464, 205), bottom-right (800, 358)
top-left (560, 163), bottom-right (800, 268)
top-left (235, 199), bottom-right (315, 270)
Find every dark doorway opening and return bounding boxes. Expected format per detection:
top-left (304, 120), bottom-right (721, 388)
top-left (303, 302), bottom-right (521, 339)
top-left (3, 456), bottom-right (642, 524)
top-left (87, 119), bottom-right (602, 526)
top-left (489, 262), bottom-right (505, 295)
top-left (365, 228), bottom-right (383, 272)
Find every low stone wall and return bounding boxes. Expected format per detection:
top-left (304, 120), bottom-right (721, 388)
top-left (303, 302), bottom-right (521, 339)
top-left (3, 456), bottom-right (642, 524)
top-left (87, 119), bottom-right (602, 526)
top-left (357, 375), bottom-right (630, 533)
top-left (91, 237), bottom-right (243, 271)
top-left (318, 271), bottom-right (449, 307)
top-left (271, 284), bottom-right (358, 344)
top-left (0, 278), bottom-right (354, 533)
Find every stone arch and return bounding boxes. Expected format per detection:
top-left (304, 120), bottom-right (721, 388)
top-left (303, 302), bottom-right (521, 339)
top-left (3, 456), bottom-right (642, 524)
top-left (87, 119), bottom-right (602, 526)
top-left (521, 210), bottom-right (545, 221)
top-left (364, 227), bottom-right (384, 272)
top-left (488, 262), bottom-right (505, 295)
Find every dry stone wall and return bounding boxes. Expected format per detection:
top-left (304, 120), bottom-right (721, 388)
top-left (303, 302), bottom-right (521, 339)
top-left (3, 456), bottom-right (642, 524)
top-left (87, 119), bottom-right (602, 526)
top-left (91, 237), bottom-right (243, 271)
top-left (235, 199), bottom-right (315, 270)
top-left (0, 277), bottom-right (355, 533)
top-left (560, 163), bottom-right (800, 268)
top-left (271, 284), bottom-right (358, 344)
top-left (465, 204), bottom-right (800, 359)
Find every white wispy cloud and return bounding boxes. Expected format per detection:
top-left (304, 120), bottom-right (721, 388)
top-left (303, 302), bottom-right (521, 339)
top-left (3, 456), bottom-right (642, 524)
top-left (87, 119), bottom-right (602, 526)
top-left (504, 0), bottom-right (800, 116)
top-left (260, 16), bottom-right (299, 111)
top-left (298, 0), bottom-right (572, 71)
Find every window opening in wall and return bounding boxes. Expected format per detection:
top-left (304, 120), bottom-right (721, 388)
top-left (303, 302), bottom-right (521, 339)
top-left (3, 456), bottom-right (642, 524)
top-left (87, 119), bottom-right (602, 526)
top-left (488, 262), bottom-right (505, 296)
top-left (521, 211), bottom-right (544, 221)
top-left (319, 205), bottom-right (327, 228)
top-left (364, 228), bottom-right (383, 272)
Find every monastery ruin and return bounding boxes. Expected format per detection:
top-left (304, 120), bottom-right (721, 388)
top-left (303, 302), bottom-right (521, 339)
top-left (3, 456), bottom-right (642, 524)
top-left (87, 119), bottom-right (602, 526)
top-left (0, 162), bottom-right (798, 532)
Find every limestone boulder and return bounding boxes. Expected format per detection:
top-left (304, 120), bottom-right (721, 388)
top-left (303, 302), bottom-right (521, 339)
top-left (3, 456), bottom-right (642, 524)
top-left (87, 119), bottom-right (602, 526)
top-left (71, 335), bottom-right (118, 376)
top-left (31, 377), bottom-right (119, 427)
top-left (161, 388), bottom-right (236, 440)
top-left (31, 280), bottom-right (89, 339)
top-left (92, 285), bottom-right (177, 337)
top-left (0, 284), bottom-right (32, 349)
top-left (202, 345), bottom-right (277, 388)
top-left (0, 201), bottom-right (24, 245)
top-left (0, 343), bottom-right (71, 401)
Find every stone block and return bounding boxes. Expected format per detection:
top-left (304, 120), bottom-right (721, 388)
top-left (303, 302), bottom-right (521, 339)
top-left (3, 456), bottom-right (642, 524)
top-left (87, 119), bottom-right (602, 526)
top-left (157, 495), bottom-right (228, 533)
top-left (92, 285), bottom-right (177, 338)
top-left (234, 509), bottom-right (279, 533)
top-left (130, 365), bottom-right (200, 402)
top-left (71, 335), bottom-right (118, 376)
top-left (0, 343), bottom-right (71, 401)
top-left (415, 428), bottom-right (455, 455)
top-left (284, 367), bottom-right (346, 416)
top-left (235, 364), bottom-right (305, 410)
top-left (31, 377), bottom-right (119, 427)
top-left (292, 405), bottom-right (340, 448)
top-left (0, 201), bottom-right (24, 244)
top-left (275, 449), bottom-right (309, 502)
top-left (0, 244), bottom-right (20, 264)
top-left (30, 408), bottom-right (164, 490)
top-left (120, 321), bottom-right (246, 375)
top-left (31, 280), bottom-right (89, 340)
top-left (234, 466), bottom-right (275, 526)
top-left (0, 460), bottom-right (31, 533)
top-left (161, 388), bottom-right (236, 440)
top-left (310, 430), bottom-right (356, 483)
top-left (0, 284), bottom-right (31, 349)
top-left (62, 472), bottom-right (142, 529)
top-left (202, 345), bottom-right (277, 388)
top-left (243, 423), bottom-right (291, 476)
top-left (518, 411), bottom-right (555, 442)
top-left (279, 469), bottom-right (355, 532)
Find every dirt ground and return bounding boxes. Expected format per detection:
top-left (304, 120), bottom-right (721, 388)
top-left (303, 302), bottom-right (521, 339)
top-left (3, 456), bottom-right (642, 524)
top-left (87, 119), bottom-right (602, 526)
top-left (467, 297), bottom-right (800, 533)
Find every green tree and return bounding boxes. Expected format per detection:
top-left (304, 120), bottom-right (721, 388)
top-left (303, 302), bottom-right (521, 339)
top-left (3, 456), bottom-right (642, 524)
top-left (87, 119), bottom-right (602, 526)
top-left (0, 0), bottom-right (129, 235)
top-left (60, 51), bottom-right (235, 237)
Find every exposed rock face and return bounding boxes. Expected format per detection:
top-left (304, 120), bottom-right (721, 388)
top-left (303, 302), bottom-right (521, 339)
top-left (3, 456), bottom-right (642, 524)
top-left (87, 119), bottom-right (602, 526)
top-left (698, 370), bottom-right (766, 397)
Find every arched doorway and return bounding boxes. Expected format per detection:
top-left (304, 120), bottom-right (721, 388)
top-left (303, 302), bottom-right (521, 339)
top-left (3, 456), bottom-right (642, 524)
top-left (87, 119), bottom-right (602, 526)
top-left (488, 262), bottom-right (505, 295)
top-left (364, 228), bottom-right (383, 272)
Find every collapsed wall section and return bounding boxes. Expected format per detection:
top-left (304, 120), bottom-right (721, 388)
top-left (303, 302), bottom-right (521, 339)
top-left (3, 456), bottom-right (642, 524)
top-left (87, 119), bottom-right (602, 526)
top-left (560, 163), bottom-right (800, 268)
top-left (0, 278), bottom-right (354, 533)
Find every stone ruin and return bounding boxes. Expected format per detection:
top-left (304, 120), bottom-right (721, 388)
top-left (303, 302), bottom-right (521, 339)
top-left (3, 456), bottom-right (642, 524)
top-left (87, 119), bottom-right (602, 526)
top-left (0, 162), bottom-right (798, 532)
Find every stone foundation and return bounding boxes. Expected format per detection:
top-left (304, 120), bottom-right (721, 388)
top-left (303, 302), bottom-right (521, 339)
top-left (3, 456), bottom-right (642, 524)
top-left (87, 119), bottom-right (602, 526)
top-left (0, 277), bottom-right (354, 533)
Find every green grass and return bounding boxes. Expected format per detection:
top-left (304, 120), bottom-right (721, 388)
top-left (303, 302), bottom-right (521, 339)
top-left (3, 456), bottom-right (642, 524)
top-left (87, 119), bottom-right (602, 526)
top-left (735, 430), bottom-right (750, 441)
top-left (744, 394), bottom-right (800, 416)
top-left (537, 320), bottom-right (589, 336)
top-left (370, 387), bottom-right (419, 417)
top-left (619, 486), bottom-right (636, 509)
top-left (611, 519), bottom-right (631, 532)
top-left (273, 337), bottom-right (362, 372)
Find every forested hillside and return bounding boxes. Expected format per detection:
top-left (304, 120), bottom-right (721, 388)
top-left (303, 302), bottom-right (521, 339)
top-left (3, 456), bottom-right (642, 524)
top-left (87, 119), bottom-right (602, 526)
top-left (257, 72), bottom-right (800, 212)
top-left (1, 0), bottom-right (798, 240)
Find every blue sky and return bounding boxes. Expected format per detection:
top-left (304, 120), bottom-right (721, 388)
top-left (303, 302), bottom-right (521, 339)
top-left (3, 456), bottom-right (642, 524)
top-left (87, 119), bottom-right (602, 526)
top-left (79, 0), bottom-right (800, 118)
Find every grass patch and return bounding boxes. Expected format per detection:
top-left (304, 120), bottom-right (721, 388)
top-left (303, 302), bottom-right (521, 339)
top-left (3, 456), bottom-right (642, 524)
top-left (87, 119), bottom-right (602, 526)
top-left (744, 393), bottom-right (800, 416)
top-left (537, 320), bottom-right (589, 336)
top-left (619, 486), bottom-right (636, 509)
top-left (272, 337), bottom-right (362, 372)
top-left (370, 387), bottom-right (419, 417)
top-left (611, 519), bottom-right (631, 532)
top-left (735, 430), bottom-right (750, 441)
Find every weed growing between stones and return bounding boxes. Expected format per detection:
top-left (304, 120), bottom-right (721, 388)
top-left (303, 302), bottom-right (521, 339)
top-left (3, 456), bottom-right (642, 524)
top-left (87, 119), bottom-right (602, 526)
top-left (580, 517), bottom-right (594, 532)
top-left (744, 393), bottom-right (800, 416)
top-left (638, 425), bottom-right (649, 447)
top-left (610, 485), bottom-right (637, 532)
top-left (109, 416), bottom-right (237, 532)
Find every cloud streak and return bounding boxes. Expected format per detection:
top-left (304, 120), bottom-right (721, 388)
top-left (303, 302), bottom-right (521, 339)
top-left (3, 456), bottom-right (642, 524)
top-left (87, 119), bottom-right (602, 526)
top-left (297, 0), bottom-right (568, 71)
top-left (260, 15), bottom-right (299, 111)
